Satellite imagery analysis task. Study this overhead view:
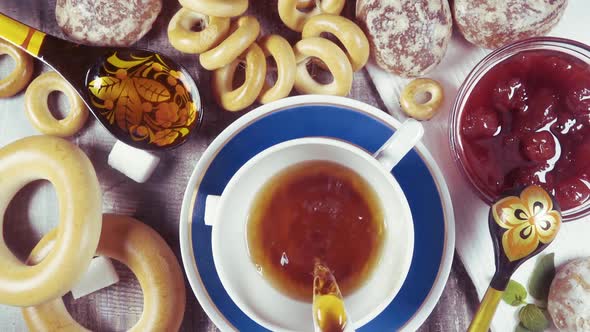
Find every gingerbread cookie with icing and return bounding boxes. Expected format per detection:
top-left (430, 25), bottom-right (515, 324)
top-left (548, 258), bottom-right (590, 331)
top-left (453, 0), bottom-right (568, 49)
top-left (55, 0), bottom-right (162, 47)
top-left (356, 0), bottom-right (452, 77)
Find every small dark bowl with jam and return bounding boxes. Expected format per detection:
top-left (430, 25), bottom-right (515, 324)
top-left (450, 37), bottom-right (590, 221)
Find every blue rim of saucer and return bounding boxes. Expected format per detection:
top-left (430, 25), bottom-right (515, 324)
top-left (185, 101), bottom-right (452, 331)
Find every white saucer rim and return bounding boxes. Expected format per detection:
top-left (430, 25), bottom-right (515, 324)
top-left (179, 95), bottom-right (456, 332)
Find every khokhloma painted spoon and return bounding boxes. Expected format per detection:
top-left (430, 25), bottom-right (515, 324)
top-left (468, 185), bottom-right (562, 332)
top-left (0, 12), bottom-right (202, 150)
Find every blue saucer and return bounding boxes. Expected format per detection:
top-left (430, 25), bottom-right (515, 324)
top-left (182, 99), bottom-right (453, 331)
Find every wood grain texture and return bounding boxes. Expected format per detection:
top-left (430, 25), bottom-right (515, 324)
top-left (0, 0), bottom-right (478, 331)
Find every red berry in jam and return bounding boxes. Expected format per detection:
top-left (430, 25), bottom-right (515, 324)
top-left (502, 133), bottom-right (520, 147)
top-left (461, 107), bottom-right (500, 138)
top-left (552, 112), bottom-right (580, 136)
top-left (513, 53), bottom-right (536, 73)
top-left (565, 79), bottom-right (590, 115)
top-left (492, 77), bottom-right (528, 113)
top-left (574, 139), bottom-right (590, 172)
top-left (508, 164), bottom-right (554, 192)
top-left (554, 177), bottom-right (590, 210)
top-left (520, 131), bottom-right (557, 162)
top-left (513, 88), bottom-right (558, 132)
top-left (540, 55), bottom-right (575, 81)
top-left (577, 112), bottom-right (590, 126)
top-left (554, 148), bottom-right (575, 180)
top-left (459, 50), bottom-right (590, 211)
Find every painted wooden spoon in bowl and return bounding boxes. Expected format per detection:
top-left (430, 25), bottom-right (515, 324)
top-left (0, 12), bottom-right (202, 150)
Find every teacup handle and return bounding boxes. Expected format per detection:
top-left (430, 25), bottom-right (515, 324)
top-left (204, 195), bottom-right (221, 226)
top-left (373, 119), bottom-right (424, 171)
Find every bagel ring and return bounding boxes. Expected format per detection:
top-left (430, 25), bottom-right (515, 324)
top-left (278, 0), bottom-right (345, 32)
top-left (167, 8), bottom-right (230, 54)
top-left (297, 0), bottom-right (316, 9)
top-left (179, 0), bottom-right (248, 18)
top-left (400, 78), bottom-right (444, 120)
top-left (22, 214), bottom-right (186, 332)
top-left (0, 136), bottom-right (102, 307)
top-left (213, 43), bottom-right (266, 112)
top-left (25, 71), bottom-right (89, 137)
top-left (293, 37), bottom-right (353, 96)
top-left (258, 35), bottom-right (296, 104)
top-left (302, 14), bottom-right (370, 71)
top-left (0, 39), bottom-right (34, 98)
top-left (200, 16), bottom-right (260, 71)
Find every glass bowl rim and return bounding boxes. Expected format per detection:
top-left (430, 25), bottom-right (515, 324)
top-left (449, 36), bottom-right (590, 222)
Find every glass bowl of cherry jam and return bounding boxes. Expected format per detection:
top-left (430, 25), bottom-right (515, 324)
top-left (450, 37), bottom-right (590, 221)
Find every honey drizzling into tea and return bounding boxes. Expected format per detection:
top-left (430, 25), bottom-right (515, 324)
top-left (313, 261), bottom-right (348, 332)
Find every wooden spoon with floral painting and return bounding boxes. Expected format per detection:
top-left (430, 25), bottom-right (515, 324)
top-left (468, 185), bottom-right (562, 332)
top-left (0, 12), bottom-right (202, 150)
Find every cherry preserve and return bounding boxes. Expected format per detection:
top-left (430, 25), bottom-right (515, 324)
top-left (459, 50), bottom-right (590, 210)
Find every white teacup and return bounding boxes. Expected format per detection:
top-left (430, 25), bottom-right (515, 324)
top-left (205, 119), bottom-right (423, 331)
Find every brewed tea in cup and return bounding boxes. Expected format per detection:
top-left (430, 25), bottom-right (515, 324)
top-left (206, 119), bottom-right (423, 331)
top-left (248, 160), bottom-right (385, 302)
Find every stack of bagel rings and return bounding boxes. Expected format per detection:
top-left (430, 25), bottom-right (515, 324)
top-left (167, 0), bottom-right (370, 111)
top-left (0, 135), bottom-right (186, 331)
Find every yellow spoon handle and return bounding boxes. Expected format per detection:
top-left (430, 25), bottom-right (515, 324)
top-left (0, 12), bottom-right (46, 56)
top-left (468, 286), bottom-right (504, 332)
